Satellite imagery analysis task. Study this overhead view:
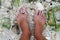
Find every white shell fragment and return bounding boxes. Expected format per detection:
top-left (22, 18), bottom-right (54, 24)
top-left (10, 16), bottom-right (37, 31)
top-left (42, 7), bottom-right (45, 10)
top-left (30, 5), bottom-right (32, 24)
top-left (36, 2), bottom-right (44, 10)
top-left (46, 0), bottom-right (51, 2)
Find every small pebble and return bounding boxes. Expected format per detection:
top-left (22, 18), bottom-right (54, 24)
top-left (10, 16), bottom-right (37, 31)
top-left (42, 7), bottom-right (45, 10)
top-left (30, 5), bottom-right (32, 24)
top-left (50, 3), bottom-right (52, 5)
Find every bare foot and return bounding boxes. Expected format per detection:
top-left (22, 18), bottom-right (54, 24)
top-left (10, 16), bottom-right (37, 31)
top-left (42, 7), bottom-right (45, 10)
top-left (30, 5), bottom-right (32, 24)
top-left (16, 6), bottom-right (31, 40)
top-left (34, 8), bottom-right (46, 40)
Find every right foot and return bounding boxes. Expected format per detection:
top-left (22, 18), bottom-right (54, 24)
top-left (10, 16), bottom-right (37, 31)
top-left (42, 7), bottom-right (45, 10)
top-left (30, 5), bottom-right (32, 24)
top-left (34, 8), bottom-right (46, 40)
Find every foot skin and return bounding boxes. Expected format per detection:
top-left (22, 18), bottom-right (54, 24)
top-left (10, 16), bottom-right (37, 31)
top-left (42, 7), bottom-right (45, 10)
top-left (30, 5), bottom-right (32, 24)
top-left (16, 6), bottom-right (46, 40)
top-left (16, 6), bottom-right (31, 40)
top-left (34, 8), bottom-right (46, 40)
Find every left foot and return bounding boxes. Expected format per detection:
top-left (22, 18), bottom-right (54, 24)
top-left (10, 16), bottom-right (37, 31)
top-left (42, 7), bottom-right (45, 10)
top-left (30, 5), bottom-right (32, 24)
top-left (16, 6), bottom-right (31, 33)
